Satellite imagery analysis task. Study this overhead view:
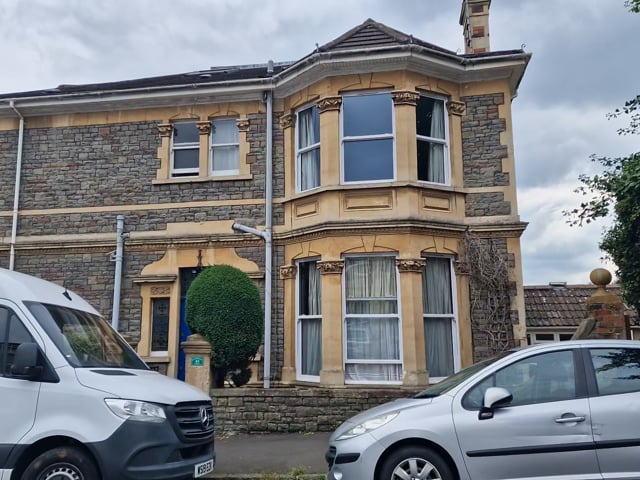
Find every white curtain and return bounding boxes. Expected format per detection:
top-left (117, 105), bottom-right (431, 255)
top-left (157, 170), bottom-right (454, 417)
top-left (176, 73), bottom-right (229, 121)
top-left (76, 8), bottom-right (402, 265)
top-left (298, 108), bottom-right (320, 190)
top-left (211, 119), bottom-right (239, 173)
top-left (428, 100), bottom-right (445, 183)
top-left (300, 262), bottom-right (321, 376)
top-left (423, 257), bottom-right (454, 378)
top-left (345, 257), bottom-right (401, 382)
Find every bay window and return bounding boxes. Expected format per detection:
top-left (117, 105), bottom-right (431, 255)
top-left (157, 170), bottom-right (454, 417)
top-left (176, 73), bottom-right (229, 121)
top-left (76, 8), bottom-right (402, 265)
top-left (417, 95), bottom-right (448, 184)
top-left (297, 260), bottom-right (322, 379)
top-left (296, 105), bottom-right (321, 191)
top-left (342, 92), bottom-right (395, 183)
top-left (344, 256), bottom-right (401, 383)
top-left (422, 256), bottom-right (458, 381)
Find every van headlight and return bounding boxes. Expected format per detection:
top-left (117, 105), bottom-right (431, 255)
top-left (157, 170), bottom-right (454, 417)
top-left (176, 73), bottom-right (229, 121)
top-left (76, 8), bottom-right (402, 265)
top-left (336, 412), bottom-right (399, 440)
top-left (105, 399), bottom-right (166, 423)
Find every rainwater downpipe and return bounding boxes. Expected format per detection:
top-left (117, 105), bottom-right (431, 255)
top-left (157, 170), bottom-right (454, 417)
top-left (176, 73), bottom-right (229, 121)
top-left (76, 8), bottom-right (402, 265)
top-left (9, 101), bottom-right (25, 271)
top-left (111, 214), bottom-right (126, 330)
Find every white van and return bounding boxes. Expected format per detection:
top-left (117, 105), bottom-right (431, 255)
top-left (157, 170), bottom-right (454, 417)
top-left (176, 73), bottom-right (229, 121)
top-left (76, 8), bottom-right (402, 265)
top-left (0, 268), bottom-right (215, 480)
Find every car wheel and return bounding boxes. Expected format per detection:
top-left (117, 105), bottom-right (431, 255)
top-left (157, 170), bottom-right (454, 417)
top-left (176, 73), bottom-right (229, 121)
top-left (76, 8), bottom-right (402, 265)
top-left (378, 445), bottom-right (454, 480)
top-left (21, 446), bottom-right (100, 480)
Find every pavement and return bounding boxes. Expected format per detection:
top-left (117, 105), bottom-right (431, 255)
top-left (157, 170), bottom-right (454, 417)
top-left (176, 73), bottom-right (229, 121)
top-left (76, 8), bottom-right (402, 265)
top-left (207, 432), bottom-right (331, 479)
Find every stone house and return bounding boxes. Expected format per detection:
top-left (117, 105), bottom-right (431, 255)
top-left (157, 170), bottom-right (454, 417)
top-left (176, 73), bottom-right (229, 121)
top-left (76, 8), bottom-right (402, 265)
top-left (0, 0), bottom-right (531, 387)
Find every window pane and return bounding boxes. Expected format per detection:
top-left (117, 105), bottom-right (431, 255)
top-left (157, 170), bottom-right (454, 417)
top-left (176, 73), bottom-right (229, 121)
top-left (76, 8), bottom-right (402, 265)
top-left (590, 348), bottom-right (640, 395)
top-left (212, 119), bottom-right (239, 144)
top-left (422, 257), bottom-right (453, 314)
top-left (301, 318), bottom-right (322, 376)
top-left (151, 298), bottom-right (170, 352)
top-left (346, 317), bottom-right (400, 360)
top-left (417, 97), bottom-right (445, 139)
top-left (173, 122), bottom-right (199, 144)
top-left (425, 317), bottom-right (454, 377)
top-left (345, 363), bottom-right (401, 382)
top-left (212, 146), bottom-right (239, 172)
top-left (299, 261), bottom-right (321, 316)
top-left (298, 106), bottom-right (320, 148)
top-left (173, 149), bottom-right (199, 170)
top-left (417, 141), bottom-right (445, 183)
top-left (344, 139), bottom-right (394, 182)
top-left (345, 257), bottom-right (397, 301)
top-left (343, 94), bottom-right (393, 137)
top-left (300, 148), bottom-right (320, 190)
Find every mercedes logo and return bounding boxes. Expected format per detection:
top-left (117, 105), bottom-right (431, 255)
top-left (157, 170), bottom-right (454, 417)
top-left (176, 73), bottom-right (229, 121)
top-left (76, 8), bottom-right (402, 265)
top-left (200, 406), bottom-right (211, 429)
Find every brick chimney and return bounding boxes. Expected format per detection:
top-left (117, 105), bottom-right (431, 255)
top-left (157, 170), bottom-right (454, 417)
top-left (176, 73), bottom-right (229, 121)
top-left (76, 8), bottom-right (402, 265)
top-left (460, 0), bottom-right (491, 54)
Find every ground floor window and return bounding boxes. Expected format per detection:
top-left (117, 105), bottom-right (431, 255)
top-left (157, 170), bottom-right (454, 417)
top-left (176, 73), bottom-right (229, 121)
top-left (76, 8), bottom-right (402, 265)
top-left (422, 256), bottom-right (458, 381)
top-left (527, 331), bottom-right (574, 345)
top-left (344, 255), bottom-right (401, 383)
top-left (297, 260), bottom-right (322, 380)
top-left (151, 297), bottom-right (170, 355)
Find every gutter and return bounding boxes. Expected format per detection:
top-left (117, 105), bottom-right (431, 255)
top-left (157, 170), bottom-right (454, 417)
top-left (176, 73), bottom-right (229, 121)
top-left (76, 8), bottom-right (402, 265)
top-left (9, 101), bottom-right (25, 270)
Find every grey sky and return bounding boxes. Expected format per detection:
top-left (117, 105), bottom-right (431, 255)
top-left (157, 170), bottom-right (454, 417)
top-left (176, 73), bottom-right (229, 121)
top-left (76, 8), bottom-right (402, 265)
top-left (1, 0), bottom-right (637, 285)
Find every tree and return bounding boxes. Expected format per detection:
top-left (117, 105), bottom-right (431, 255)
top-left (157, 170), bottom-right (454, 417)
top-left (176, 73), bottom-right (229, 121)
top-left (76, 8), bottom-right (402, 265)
top-left (186, 265), bottom-right (263, 387)
top-left (565, 3), bottom-right (639, 311)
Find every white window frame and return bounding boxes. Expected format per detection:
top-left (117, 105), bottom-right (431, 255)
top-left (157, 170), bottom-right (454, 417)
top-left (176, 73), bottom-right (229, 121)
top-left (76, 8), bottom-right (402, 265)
top-left (342, 253), bottom-right (403, 385)
top-left (340, 91), bottom-right (396, 185)
top-left (527, 331), bottom-right (574, 345)
top-left (416, 94), bottom-right (450, 185)
top-left (422, 256), bottom-right (460, 383)
top-left (209, 118), bottom-right (239, 177)
top-left (295, 258), bottom-right (322, 382)
top-left (170, 121), bottom-right (200, 177)
top-left (295, 104), bottom-right (321, 192)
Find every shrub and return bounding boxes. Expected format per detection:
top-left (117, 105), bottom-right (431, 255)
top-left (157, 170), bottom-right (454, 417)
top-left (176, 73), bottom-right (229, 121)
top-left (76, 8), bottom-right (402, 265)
top-left (186, 265), bottom-right (263, 387)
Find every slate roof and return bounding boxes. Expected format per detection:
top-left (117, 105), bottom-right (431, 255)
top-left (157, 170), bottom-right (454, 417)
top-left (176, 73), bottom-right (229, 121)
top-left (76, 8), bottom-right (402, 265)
top-left (524, 284), bottom-right (636, 328)
top-left (0, 18), bottom-right (527, 101)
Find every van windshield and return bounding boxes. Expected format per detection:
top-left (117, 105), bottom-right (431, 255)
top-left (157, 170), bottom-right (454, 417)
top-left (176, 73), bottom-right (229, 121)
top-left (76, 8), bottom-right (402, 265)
top-left (25, 301), bottom-right (148, 370)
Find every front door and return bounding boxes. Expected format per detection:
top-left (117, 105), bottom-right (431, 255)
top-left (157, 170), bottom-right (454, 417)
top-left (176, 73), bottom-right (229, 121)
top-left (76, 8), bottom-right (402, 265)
top-left (452, 348), bottom-right (600, 480)
top-left (0, 303), bottom-right (40, 468)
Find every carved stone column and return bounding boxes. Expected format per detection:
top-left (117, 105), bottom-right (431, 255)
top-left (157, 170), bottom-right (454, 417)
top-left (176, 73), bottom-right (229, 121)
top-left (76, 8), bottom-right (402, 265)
top-left (197, 121), bottom-right (211, 176)
top-left (280, 265), bottom-right (297, 383)
top-left (392, 91), bottom-right (420, 181)
top-left (317, 260), bottom-right (345, 385)
top-left (317, 97), bottom-right (342, 185)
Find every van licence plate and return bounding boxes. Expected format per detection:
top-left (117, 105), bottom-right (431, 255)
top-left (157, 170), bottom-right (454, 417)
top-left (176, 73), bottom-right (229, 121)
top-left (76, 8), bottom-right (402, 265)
top-left (194, 458), bottom-right (214, 477)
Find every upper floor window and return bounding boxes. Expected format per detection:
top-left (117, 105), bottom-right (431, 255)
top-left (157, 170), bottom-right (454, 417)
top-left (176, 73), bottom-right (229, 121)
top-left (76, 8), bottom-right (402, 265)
top-left (296, 105), bottom-right (320, 192)
top-left (417, 96), bottom-right (449, 184)
top-left (171, 121), bottom-right (200, 177)
top-left (210, 118), bottom-right (239, 176)
top-left (342, 92), bottom-right (394, 183)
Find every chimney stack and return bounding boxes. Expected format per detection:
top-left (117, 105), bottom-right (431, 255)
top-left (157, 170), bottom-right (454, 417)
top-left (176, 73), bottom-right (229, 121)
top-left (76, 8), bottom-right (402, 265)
top-left (460, 0), bottom-right (491, 54)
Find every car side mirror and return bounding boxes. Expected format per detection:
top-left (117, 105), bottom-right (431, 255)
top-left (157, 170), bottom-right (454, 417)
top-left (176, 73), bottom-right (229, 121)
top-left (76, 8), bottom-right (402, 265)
top-left (10, 342), bottom-right (44, 380)
top-left (479, 387), bottom-right (513, 420)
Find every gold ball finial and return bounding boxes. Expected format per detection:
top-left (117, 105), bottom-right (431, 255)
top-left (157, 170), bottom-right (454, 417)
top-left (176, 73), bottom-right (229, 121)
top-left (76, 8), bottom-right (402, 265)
top-left (590, 268), bottom-right (612, 287)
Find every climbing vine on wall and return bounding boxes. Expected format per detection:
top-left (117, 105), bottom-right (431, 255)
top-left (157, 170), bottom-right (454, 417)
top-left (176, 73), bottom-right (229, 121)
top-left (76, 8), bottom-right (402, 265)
top-left (459, 230), bottom-right (514, 357)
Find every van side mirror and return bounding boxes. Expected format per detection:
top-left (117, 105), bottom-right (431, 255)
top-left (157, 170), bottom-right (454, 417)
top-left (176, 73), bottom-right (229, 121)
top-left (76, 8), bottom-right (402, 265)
top-left (479, 387), bottom-right (513, 420)
top-left (10, 342), bottom-right (44, 380)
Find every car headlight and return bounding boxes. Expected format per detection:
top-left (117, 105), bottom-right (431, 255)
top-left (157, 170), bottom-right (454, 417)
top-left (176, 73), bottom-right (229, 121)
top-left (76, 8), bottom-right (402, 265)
top-left (105, 399), bottom-right (166, 423)
top-left (336, 412), bottom-right (399, 440)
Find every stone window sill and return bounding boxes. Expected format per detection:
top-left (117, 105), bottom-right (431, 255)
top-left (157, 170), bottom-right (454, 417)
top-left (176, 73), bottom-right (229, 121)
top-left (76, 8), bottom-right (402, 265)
top-left (152, 174), bottom-right (253, 185)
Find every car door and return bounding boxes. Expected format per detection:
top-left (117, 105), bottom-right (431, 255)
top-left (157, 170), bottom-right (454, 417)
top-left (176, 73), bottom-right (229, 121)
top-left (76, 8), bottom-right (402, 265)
top-left (0, 303), bottom-right (40, 468)
top-left (452, 348), bottom-right (601, 480)
top-left (585, 346), bottom-right (640, 479)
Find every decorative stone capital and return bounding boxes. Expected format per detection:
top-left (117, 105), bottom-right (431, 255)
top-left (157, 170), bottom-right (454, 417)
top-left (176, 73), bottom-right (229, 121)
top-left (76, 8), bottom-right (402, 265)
top-left (317, 260), bottom-right (344, 275)
top-left (391, 90), bottom-right (420, 106)
top-left (279, 113), bottom-right (295, 130)
top-left (150, 286), bottom-right (171, 295)
top-left (158, 123), bottom-right (173, 137)
top-left (453, 259), bottom-right (470, 276)
top-left (196, 121), bottom-right (211, 135)
top-left (317, 96), bottom-right (342, 113)
top-left (447, 100), bottom-right (466, 116)
top-left (396, 258), bottom-right (426, 273)
top-left (279, 265), bottom-right (297, 280)
top-left (236, 118), bottom-right (250, 132)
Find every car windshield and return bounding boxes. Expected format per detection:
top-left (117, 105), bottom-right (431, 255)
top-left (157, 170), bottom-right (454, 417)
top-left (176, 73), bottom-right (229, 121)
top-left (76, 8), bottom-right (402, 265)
top-left (25, 301), bottom-right (147, 369)
top-left (415, 351), bottom-right (512, 398)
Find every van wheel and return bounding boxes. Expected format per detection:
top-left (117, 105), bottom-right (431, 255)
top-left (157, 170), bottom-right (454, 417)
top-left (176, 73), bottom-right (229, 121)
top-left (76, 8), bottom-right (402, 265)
top-left (378, 446), bottom-right (454, 480)
top-left (22, 446), bottom-right (99, 480)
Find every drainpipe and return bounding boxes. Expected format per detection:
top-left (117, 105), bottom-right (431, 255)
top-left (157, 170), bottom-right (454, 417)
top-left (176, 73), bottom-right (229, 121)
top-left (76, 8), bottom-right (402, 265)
top-left (110, 215), bottom-right (126, 330)
top-left (9, 101), bottom-right (25, 271)
top-left (231, 61), bottom-right (274, 388)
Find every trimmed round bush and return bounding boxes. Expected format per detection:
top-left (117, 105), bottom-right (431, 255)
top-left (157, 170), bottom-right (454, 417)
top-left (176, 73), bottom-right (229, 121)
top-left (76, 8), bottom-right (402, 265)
top-left (186, 265), bottom-right (263, 386)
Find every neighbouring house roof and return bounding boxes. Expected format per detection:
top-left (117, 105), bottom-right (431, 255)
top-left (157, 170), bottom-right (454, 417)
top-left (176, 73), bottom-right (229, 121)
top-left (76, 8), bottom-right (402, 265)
top-left (524, 284), bottom-right (637, 328)
top-left (0, 18), bottom-right (530, 117)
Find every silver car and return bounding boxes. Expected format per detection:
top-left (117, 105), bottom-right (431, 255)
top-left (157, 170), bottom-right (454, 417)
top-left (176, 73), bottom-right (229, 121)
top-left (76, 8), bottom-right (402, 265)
top-left (326, 339), bottom-right (640, 480)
